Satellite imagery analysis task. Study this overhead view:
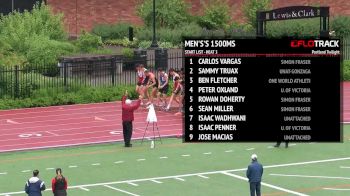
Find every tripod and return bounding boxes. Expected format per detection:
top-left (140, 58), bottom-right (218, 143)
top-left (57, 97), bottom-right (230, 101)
top-left (141, 121), bottom-right (162, 146)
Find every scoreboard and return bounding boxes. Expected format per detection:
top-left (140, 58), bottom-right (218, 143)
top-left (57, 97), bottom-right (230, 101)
top-left (183, 38), bottom-right (341, 142)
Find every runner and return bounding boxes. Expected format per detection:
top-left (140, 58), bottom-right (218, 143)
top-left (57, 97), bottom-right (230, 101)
top-left (166, 76), bottom-right (182, 111)
top-left (144, 70), bottom-right (158, 105)
top-left (157, 68), bottom-right (169, 108)
top-left (135, 64), bottom-right (146, 95)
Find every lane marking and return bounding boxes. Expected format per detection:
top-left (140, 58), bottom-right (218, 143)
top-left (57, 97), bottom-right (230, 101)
top-left (94, 116), bottom-right (106, 121)
top-left (290, 144), bottom-right (297, 147)
top-left (340, 166), bottom-right (350, 169)
top-left (68, 166), bottom-right (78, 168)
top-left (103, 185), bottom-right (140, 196)
top-left (225, 150), bottom-right (233, 153)
top-left (127, 182), bottom-right (139, 186)
top-left (2, 157), bottom-right (350, 195)
top-left (79, 187), bottom-right (90, 191)
top-left (151, 180), bottom-right (162, 184)
top-left (267, 146), bottom-right (274, 149)
top-left (270, 173), bottom-right (350, 180)
top-left (174, 177), bottom-right (186, 181)
top-left (0, 172), bottom-right (7, 175)
top-left (114, 161), bottom-right (124, 164)
top-left (137, 159), bottom-right (146, 162)
top-left (91, 163), bottom-right (101, 166)
top-left (203, 152), bottom-right (212, 155)
top-left (323, 188), bottom-right (350, 191)
top-left (222, 172), bottom-right (309, 196)
top-left (159, 156), bottom-right (168, 159)
top-left (197, 175), bottom-right (209, 179)
top-left (6, 119), bottom-right (20, 124)
top-left (46, 168), bottom-right (55, 170)
top-left (181, 154), bottom-right (190, 157)
top-left (246, 148), bottom-right (255, 151)
top-left (21, 170), bottom-right (31, 173)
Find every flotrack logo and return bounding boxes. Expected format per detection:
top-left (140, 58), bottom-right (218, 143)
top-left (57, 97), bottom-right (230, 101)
top-left (291, 40), bottom-right (339, 48)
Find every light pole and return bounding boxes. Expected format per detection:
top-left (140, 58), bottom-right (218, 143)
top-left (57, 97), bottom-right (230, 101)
top-left (150, 0), bottom-right (158, 48)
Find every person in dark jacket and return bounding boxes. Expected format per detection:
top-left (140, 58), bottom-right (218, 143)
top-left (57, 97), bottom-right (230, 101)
top-left (51, 168), bottom-right (67, 196)
top-left (25, 170), bottom-right (46, 196)
top-left (122, 90), bottom-right (142, 147)
top-left (246, 154), bottom-right (263, 196)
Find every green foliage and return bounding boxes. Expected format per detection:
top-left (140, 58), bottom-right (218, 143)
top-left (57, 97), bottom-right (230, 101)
top-left (137, 0), bottom-right (190, 28)
top-left (92, 23), bottom-right (133, 41)
top-left (0, 85), bottom-right (136, 110)
top-left (76, 31), bottom-right (103, 53)
top-left (226, 22), bottom-right (255, 37)
top-left (104, 37), bottom-right (139, 48)
top-left (242, 0), bottom-right (271, 29)
top-left (197, 0), bottom-right (231, 30)
top-left (343, 60), bottom-right (350, 81)
top-left (121, 48), bottom-right (134, 59)
top-left (138, 40), bottom-right (152, 49)
top-left (266, 18), bottom-right (320, 38)
top-left (331, 16), bottom-right (350, 38)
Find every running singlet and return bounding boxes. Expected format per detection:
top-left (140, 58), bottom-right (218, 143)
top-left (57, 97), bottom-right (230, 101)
top-left (159, 73), bottom-right (168, 86)
top-left (137, 70), bottom-right (145, 84)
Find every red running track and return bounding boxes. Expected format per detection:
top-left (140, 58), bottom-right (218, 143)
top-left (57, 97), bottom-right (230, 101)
top-left (0, 102), bottom-right (183, 153)
top-left (0, 82), bottom-right (350, 153)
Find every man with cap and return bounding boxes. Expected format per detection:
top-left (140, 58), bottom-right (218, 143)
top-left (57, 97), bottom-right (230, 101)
top-left (246, 154), bottom-right (263, 196)
top-left (122, 90), bottom-right (142, 147)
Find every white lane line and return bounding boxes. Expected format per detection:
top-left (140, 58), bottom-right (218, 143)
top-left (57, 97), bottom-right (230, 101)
top-left (197, 175), bottom-right (209, 179)
top-left (159, 156), bottom-right (168, 159)
top-left (340, 166), bottom-right (350, 169)
top-left (151, 180), bottom-right (163, 184)
top-left (91, 163), bottom-right (101, 166)
top-left (137, 159), bottom-right (146, 162)
top-left (69, 166), bottom-right (78, 168)
top-left (290, 144), bottom-right (297, 147)
top-left (46, 168), bottom-right (55, 170)
top-left (246, 148), bottom-right (255, 151)
top-left (21, 170), bottom-right (31, 173)
top-left (79, 187), bottom-right (90, 191)
top-left (103, 185), bottom-right (140, 196)
top-left (0, 172), bottom-right (7, 175)
top-left (114, 161), bottom-right (124, 164)
top-left (203, 152), bottom-right (212, 155)
top-left (174, 177), bottom-right (186, 181)
top-left (181, 154), bottom-right (191, 157)
top-left (3, 156), bottom-right (350, 196)
top-left (323, 188), bottom-right (350, 191)
top-left (222, 172), bottom-right (309, 196)
top-left (225, 150), bottom-right (233, 153)
top-left (127, 182), bottom-right (139, 186)
top-left (267, 146), bottom-right (274, 149)
top-left (270, 174), bottom-right (350, 180)
top-left (46, 131), bottom-right (59, 136)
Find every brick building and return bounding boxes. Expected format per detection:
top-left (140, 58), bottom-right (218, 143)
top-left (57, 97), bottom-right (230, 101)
top-left (27, 0), bottom-right (350, 35)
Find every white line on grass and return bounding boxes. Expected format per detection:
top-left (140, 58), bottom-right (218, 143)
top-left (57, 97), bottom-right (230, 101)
top-left (21, 170), bottom-right (31, 173)
top-left (246, 148), bottom-right (255, 151)
top-left (340, 166), bottom-right (350, 169)
top-left (267, 146), bottom-right (274, 149)
top-left (150, 180), bottom-right (162, 184)
top-left (174, 177), bottom-right (186, 181)
top-left (225, 150), bottom-right (233, 153)
top-left (78, 187), bottom-right (90, 191)
top-left (3, 157), bottom-right (350, 196)
top-left (114, 161), bottom-right (124, 164)
top-left (68, 166), bottom-right (78, 168)
top-left (0, 172), bottom-right (7, 175)
top-left (127, 182), bottom-right (139, 186)
top-left (290, 144), bottom-right (297, 147)
top-left (103, 185), bottom-right (140, 196)
top-left (197, 175), bottom-right (209, 179)
top-left (203, 152), bottom-right (212, 155)
top-left (91, 163), bottom-right (101, 166)
top-left (323, 188), bottom-right (350, 191)
top-left (181, 154), bottom-right (190, 157)
top-left (137, 159), bottom-right (146, 162)
top-left (222, 172), bottom-right (309, 196)
top-left (270, 174), bottom-right (350, 180)
top-left (159, 156), bottom-right (168, 159)
top-left (46, 168), bottom-right (55, 170)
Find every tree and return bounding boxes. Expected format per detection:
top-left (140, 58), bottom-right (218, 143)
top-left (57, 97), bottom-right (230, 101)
top-left (136, 0), bottom-right (190, 28)
top-left (197, 0), bottom-right (231, 30)
top-left (242, 0), bottom-right (271, 29)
